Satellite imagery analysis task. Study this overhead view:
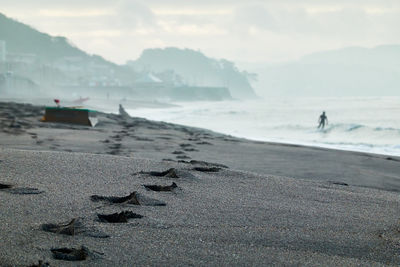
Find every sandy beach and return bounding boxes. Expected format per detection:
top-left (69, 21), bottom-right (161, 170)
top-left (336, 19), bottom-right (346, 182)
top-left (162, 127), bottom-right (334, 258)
top-left (1, 101), bottom-right (400, 266)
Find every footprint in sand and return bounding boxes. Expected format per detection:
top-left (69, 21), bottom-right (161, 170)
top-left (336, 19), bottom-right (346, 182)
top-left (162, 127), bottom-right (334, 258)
top-left (329, 181), bottom-right (349, 186)
top-left (134, 136), bottom-right (154, 141)
top-left (162, 158), bottom-right (176, 162)
top-left (176, 155), bottom-right (191, 160)
top-left (51, 246), bottom-right (101, 261)
top-left (0, 183), bottom-right (44, 195)
top-left (122, 122), bottom-right (136, 129)
top-left (179, 143), bottom-right (193, 148)
top-left (143, 182), bottom-right (178, 192)
top-left (386, 157), bottom-right (400, 162)
top-left (193, 167), bottom-right (221, 172)
top-left (50, 144), bottom-right (60, 150)
top-left (91, 192), bottom-right (139, 205)
top-left (144, 166), bottom-right (198, 181)
top-left (189, 160), bottom-right (229, 169)
top-left (97, 211), bottom-right (143, 223)
top-left (196, 141), bottom-right (212, 145)
top-left (0, 183), bottom-right (12, 189)
top-left (107, 143), bottom-right (122, 155)
top-left (8, 187), bottom-right (43, 194)
top-left (172, 150), bottom-right (185, 155)
top-left (27, 132), bottom-right (38, 139)
top-left (28, 260), bottom-right (50, 267)
top-left (27, 260), bottom-right (50, 267)
top-left (158, 136), bottom-right (172, 140)
top-left (138, 168), bottom-right (179, 178)
top-left (42, 218), bottom-right (80, 235)
top-left (109, 143), bottom-right (122, 149)
top-left (117, 130), bottom-right (129, 135)
top-left (90, 191), bottom-right (166, 206)
top-left (183, 148), bottom-right (199, 152)
top-left (51, 247), bottom-right (87, 261)
top-left (222, 137), bottom-right (240, 143)
top-left (41, 218), bottom-right (109, 238)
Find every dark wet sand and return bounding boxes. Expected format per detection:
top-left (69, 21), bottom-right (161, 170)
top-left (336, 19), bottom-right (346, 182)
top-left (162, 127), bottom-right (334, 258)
top-left (0, 101), bottom-right (399, 266)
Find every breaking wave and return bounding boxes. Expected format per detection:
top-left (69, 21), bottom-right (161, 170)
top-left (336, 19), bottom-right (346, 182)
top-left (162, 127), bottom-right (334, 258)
top-left (127, 97), bottom-right (400, 156)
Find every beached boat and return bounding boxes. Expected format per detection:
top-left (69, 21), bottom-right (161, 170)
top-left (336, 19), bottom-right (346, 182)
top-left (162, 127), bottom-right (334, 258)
top-left (41, 107), bottom-right (97, 126)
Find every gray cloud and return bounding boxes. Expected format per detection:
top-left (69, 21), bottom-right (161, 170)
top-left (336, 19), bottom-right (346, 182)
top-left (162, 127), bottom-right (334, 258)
top-left (115, 0), bottom-right (157, 29)
top-left (1, 0), bottom-right (399, 64)
top-left (233, 5), bottom-right (277, 32)
top-left (230, 4), bottom-right (394, 39)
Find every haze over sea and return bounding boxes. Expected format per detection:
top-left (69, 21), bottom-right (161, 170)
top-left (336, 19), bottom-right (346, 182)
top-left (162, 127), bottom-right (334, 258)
top-left (126, 96), bottom-right (400, 157)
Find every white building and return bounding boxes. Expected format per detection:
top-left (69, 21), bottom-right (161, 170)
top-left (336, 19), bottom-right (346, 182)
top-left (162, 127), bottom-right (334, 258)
top-left (135, 73), bottom-right (163, 84)
top-left (0, 40), bottom-right (6, 62)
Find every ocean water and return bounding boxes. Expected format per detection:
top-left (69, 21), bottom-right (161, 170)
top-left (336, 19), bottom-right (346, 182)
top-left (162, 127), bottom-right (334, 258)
top-left (126, 97), bottom-right (400, 156)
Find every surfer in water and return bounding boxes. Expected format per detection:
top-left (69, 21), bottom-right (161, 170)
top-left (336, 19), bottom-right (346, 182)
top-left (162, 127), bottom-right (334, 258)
top-left (318, 111), bottom-right (328, 129)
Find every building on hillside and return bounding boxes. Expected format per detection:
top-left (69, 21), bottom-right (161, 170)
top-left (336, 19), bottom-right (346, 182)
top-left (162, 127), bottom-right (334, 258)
top-left (54, 56), bottom-right (84, 73)
top-left (7, 52), bottom-right (37, 64)
top-left (135, 72), bottom-right (163, 84)
top-left (0, 72), bottom-right (39, 96)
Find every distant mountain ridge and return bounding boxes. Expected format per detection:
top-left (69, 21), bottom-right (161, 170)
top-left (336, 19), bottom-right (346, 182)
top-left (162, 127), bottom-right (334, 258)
top-left (251, 45), bottom-right (400, 97)
top-left (128, 47), bottom-right (258, 99)
top-left (0, 12), bottom-right (256, 100)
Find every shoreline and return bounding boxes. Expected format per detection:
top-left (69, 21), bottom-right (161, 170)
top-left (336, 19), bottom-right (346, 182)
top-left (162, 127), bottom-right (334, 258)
top-left (125, 97), bottom-right (400, 158)
top-left (1, 100), bottom-right (400, 265)
top-left (237, 137), bottom-right (400, 158)
top-left (4, 97), bottom-right (400, 157)
top-left (1, 100), bottom-right (400, 193)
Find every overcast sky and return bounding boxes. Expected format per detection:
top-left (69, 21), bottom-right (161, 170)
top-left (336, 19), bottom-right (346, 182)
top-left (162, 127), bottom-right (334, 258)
top-left (1, 0), bottom-right (399, 64)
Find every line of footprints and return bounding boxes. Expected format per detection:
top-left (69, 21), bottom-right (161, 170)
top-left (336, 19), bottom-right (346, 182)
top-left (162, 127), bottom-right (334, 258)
top-left (0, 161), bottom-right (226, 267)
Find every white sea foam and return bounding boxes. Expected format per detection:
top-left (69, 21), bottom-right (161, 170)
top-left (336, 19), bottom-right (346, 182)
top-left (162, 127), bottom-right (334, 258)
top-left (127, 96), bottom-right (400, 156)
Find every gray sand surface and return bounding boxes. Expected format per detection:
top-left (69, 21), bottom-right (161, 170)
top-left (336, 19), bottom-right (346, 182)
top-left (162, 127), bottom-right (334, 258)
top-left (0, 102), bottom-right (400, 266)
top-left (1, 149), bottom-right (399, 266)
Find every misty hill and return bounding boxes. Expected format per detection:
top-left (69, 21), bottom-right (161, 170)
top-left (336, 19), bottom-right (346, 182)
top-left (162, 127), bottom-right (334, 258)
top-left (0, 12), bottom-right (253, 101)
top-left (252, 45), bottom-right (400, 97)
top-left (127, 47), bottom-right (257, 99)
top-left (0, 12), bottom-right (138, 98)
top-left (0, 12), bottom-right (114, 66)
